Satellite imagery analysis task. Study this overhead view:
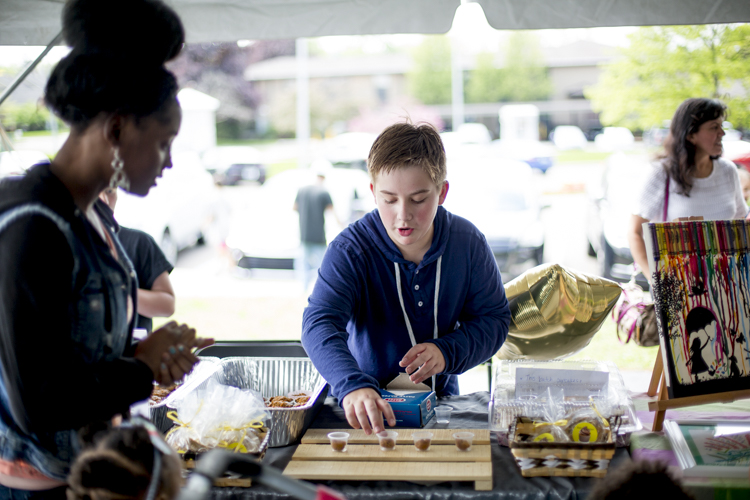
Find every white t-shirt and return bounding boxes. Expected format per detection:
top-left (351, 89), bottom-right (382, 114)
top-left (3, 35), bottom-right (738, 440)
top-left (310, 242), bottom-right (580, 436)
top-left (635, 157), bottom-right (748, 222)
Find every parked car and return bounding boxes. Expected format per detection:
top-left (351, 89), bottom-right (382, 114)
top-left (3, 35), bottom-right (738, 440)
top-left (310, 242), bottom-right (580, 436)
top-left (443, 158), bottom-right (546, 281)
top-left (551, 125), bottom-right (588, 150)
top-left (585, 152), bottom-right (652, 288)
top-left (225, 166), bottom-right (374, 270)
top-left (594, 127), bottom-right (635, 151)
top-left (322, 132), bottom-right (376, 171)
top-left (0, 149), bottom-right (48, 178)
top-left (114, 151), bottom-right (229, 265)
top-left (643, 122), bottom-right (671, 148)
top-left (723, 137), bottom-right (750, 171)
top-left (490, 139), bottom-right (555, 173)
top-left (202, 146), bottom-right (267, 185)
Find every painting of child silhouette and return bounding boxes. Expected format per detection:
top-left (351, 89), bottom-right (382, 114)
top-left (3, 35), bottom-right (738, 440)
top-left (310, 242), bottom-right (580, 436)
top-left (685, 307), bottom-right (718, 383)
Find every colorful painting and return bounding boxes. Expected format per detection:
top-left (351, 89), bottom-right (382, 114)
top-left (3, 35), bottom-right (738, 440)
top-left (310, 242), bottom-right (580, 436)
top-left (645, 220), bottom-right (750, 399)
top-left (664, 420), bottom-right (750, 478)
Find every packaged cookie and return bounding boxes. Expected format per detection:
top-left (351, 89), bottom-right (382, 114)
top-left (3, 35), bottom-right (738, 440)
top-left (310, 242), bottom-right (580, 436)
top-left (563, 408), bottom-right (609, 443)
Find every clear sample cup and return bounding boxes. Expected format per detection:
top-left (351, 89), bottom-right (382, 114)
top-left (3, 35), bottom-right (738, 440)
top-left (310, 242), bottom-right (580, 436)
top-left (412, 430), bottom-right (434, 452)
top-left (434, 405), bottom-right (453, 424)
top-left (453, 431), bottom-right (475, 452)
top-left (327, 432), bottom-right (350, 452)
top-left (377, 430), bottom-right (398, 451)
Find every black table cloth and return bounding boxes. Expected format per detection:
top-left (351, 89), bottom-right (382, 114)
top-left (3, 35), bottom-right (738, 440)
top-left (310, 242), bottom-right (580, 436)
top-left (208, 392), bottom-right (630, 499)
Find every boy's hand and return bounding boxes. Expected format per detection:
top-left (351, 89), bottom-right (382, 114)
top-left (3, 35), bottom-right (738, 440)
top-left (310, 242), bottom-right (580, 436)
top-left (399, 343), bottom-right (446, 386)
top-left (341, 388), bottom-right (396, 435)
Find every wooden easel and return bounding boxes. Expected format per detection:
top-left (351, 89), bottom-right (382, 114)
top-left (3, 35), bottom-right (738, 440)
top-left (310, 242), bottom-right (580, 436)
top-left (647, 346), bottom-right (750, 431)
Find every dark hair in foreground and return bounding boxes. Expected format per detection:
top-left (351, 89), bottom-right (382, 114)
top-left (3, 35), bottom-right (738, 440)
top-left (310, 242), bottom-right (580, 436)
top-left (45, 0), bottom-right (184, 130)
top-left (368, 122), bottom-right (447, 185)
top-left (587, 460), bottom-right (695, 500)
top-left (67, 426), bottom-right (182, 500)
top-left (661, 98), bottom-right (727, 196)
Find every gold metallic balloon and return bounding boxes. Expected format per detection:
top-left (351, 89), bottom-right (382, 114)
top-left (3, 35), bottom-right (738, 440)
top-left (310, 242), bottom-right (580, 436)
top-left (496, 263), bottom-right (622, 360)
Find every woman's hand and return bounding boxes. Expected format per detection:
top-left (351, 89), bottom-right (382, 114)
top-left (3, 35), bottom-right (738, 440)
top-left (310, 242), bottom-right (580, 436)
top-left (134, 321), bottom-right (214, 386)
top-left (399, 343), bottom-right (445, 386)
top-left (341, 387), bottom-right (396, 435)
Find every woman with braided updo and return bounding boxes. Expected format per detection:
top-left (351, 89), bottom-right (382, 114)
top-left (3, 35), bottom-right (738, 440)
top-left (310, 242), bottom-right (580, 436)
top-left (0, 1), bottom-right (211, 498)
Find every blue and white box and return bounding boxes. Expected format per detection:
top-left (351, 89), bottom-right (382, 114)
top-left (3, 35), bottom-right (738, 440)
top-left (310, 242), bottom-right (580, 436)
top-left (379, 389), bottom-right (436, 427)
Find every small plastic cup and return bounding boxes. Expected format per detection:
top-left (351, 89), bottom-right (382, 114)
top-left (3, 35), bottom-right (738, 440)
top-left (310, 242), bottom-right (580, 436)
top-left (412, 431), bottom-right (433, 452)
top-left (377, 430), bottom-right (398, 451)
top-left (434, 405), bottom-right (453, 424)
top-left (453, 431), bottom-right (475, 452)
top-left (327, 432), bottom-right (350, 452)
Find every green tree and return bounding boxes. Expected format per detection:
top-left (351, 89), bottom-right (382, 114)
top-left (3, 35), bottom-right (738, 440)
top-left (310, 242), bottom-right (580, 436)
top-left (0, 101), bottom-right (53, 131)
top-left (466, 32), bottom-right (551, 103)
top-left (586, 24), bottom-right (750, 130)
top-left (465, 52), bottom-right (503, 103)
top-left (407, 36), bottom-right (452, 105)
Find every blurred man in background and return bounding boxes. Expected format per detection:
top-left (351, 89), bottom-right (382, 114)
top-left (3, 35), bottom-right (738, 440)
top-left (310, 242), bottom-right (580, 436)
top-left (294, 165), bottom-right (338, 291)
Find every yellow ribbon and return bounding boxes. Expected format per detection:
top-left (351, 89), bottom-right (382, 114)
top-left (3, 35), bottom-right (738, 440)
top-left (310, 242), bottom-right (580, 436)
top-left (589, 398), bottom-right (610, 428)
top-left (533, 419), bottom-right (568, 428)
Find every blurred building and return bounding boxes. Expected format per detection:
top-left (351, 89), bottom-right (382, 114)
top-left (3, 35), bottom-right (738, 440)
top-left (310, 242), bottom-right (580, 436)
top-left (244, 41), bottom-right (615, 139)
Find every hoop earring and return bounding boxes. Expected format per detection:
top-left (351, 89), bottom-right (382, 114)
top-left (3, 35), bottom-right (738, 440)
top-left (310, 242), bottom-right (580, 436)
top-left (110, 147), bottom-right (130, 191)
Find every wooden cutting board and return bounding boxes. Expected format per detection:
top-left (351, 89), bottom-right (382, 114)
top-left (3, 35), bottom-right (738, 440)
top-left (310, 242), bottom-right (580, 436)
top-left (301, 428), bottom-right (491, 444)
top-left (285, 429), bottom-right (493, 491)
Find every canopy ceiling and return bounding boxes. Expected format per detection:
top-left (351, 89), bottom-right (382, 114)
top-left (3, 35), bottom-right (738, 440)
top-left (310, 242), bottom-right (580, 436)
top-left (1, 0), bottom-right (750, 46)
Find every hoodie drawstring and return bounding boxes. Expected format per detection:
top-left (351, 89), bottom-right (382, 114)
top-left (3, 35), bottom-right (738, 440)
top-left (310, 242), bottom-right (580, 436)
top-left (395, 256), bottom-right (441, 391)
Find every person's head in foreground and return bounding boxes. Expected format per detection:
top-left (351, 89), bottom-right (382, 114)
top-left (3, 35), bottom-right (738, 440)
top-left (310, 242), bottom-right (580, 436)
top-left (587, 460), bottom-right (695, 500)
top-left (663, 98), bottom-right (727, 195)
top-left (67, 421), bottom-right (182, 500)
top-left (367, 122), bottom-right (449, 262)
top-left (45, 0), bottom-right (184, 197)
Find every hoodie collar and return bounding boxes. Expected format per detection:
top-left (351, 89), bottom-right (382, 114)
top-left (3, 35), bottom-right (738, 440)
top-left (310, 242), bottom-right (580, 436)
top-left (365, 206), bottom-right (452, 269)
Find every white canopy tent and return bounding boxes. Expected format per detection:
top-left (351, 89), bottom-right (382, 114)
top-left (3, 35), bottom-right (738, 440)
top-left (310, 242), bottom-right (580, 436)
top-left (1, 0), bottom-right (749, 46)
top-left (1, 0), bottom-right (749, 159)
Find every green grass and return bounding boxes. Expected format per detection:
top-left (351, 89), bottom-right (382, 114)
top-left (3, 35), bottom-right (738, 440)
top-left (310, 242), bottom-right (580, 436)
top-left (14, 129), bottom-right (69, 138)
top-left (568, 316), bottom-right (658, 371)
top-left (555, 150), bottom-right (614, 164)
top-left (216, 138), bottom-right (278, 147)
top-left (155, 297), bottom-right (657, 373)
top-left (266, 159), bottom-right (298, 179)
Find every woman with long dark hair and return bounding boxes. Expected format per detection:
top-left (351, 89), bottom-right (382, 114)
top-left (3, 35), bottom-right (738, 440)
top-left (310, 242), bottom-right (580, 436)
top-left (0, 1), bottom-right (211, 497)
top-left (628, 98), bottom-right (748, 279)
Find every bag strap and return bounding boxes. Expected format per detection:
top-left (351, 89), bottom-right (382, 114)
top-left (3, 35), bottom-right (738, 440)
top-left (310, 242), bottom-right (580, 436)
top-left (0, 203), bottom-right (79, 281)
top-left (662, 174), bottom-right (670, 222)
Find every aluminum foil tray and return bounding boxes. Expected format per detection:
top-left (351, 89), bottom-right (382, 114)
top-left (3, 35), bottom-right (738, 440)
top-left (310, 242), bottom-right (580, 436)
top-left (148, 356), bottom-right (221, 432)
top-left (170, 356), bottom-right (327, 448)
top-left (489, 359), bottom-right (641, 447)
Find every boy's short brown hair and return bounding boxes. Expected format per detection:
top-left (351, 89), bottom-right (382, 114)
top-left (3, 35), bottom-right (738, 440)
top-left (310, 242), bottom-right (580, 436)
top-left (367, 122), bottom-right (446, 186)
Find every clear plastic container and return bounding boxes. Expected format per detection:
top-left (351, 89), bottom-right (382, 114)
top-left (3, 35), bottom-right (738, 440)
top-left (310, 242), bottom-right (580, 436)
top-left (489, 359), bottom-right (641, 447)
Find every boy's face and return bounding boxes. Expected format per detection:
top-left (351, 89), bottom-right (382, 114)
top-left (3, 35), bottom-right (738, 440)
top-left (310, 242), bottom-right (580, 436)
top-left (371, 165), bottom-right (448, 260)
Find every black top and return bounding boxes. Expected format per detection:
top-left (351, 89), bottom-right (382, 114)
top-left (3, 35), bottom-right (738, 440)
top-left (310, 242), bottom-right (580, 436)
top-left (295, 184), bottom-right (333, 245)
top-left (117, 226), bottom-right (174, 333)
top-left (0, 164), bottom-right (153, 435)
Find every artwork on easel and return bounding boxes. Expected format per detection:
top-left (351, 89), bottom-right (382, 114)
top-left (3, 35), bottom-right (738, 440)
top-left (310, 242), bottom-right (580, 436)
top-left (644, 220), bottom-right (750, 399)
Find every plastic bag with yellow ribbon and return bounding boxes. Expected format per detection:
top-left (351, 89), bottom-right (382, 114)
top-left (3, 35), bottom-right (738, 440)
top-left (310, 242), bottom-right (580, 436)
top-left (165, 379), bottom-right (269, 455)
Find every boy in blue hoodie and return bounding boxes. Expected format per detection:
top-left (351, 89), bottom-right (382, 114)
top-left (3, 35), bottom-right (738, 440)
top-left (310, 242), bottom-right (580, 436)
top-left (301, 122), bottom-right (511, 435)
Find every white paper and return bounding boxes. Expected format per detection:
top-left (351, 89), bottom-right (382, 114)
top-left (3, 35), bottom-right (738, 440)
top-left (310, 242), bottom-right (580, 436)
top-left (515, 367), bottom-right (609, 397)
top-left (386, 372), bottom-right (431, 395)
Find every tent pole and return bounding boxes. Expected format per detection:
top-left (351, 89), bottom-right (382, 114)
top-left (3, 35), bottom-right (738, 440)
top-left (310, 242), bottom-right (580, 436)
top-left (295, 38), bottom-right (311, 169)
top-left (0, 32), bottom-right (64, 109)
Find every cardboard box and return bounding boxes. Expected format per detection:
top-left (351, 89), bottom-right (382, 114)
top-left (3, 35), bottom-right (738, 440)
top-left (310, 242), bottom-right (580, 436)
top-left (379, 389), bottom-right (436, 427)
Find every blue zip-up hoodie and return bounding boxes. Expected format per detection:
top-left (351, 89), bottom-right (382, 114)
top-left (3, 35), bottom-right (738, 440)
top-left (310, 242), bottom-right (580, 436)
top-left (301, 206), bottom-right (510, 401)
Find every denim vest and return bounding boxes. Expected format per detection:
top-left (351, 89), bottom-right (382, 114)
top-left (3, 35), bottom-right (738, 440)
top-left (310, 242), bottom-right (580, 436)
top-left (0, 203), bottom-right (136, 481)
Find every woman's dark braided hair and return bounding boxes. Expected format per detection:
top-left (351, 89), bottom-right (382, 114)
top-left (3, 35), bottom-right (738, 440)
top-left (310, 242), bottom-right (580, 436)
top-left (66, 426), bottom-right (182, 500)
top-left (44, 0), bottom-right (184, 131)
